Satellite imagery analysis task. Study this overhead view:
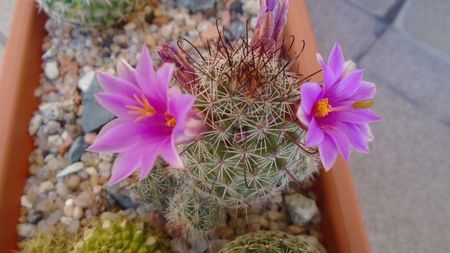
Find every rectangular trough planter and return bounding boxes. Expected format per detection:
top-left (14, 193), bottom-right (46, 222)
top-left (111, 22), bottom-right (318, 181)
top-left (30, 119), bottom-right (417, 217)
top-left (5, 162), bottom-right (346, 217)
top-left (0, 1), bottom-right (371, 252)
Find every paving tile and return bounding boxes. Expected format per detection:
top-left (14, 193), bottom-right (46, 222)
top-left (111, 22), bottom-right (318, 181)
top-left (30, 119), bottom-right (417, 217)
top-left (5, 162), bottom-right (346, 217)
top-left (346, 0), bottom-right (399, 18)
top-left (306, 0), bottom-right (384, 59)
top-left (350, 78), bottom-right (450, 253)
top-left (0, 0), bottom-right (15, 37)
top-left (360, 28), bottom-right (450, 125)
top-left (395, 0), bottom-right (450, 57)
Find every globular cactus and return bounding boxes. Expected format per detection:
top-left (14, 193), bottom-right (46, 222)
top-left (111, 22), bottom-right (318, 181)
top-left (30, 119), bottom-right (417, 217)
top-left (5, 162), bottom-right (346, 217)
top-left (20, 226), bottom-right (79, 253)
top-left (75, 219), bottom-right (171, 253)
top-left (165, 186), bottom-right (222, 242)
top-left (36, 0), bottom-right (140, 27)
top-left (132, 162), bottom-right (180, 210)
top-left (158, 33), bottom-right (319, 210)
top-left (218, 231), bottom-right (326, 253)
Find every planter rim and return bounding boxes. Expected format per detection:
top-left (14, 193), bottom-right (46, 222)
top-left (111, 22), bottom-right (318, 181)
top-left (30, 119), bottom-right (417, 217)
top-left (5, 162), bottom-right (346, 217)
top-left (0, 1), bottom-right (371, 252)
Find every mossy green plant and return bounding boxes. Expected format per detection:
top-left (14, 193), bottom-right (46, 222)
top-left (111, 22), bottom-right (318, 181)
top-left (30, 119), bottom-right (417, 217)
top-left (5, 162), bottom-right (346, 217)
top-left (218, 231), bottom-right (326, 253)
top-left (75, 219), bottom-right (171, 253)
top-left (36, 0), bottom-right (140, 27)
top-left (19, 226), bottom-right (79, 253)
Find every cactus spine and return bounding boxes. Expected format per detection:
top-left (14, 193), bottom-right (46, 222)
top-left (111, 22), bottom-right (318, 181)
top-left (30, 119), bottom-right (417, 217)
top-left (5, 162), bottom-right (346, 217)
top-left (36, 0), bottom-right (139, 27)
top-left (218, 231), bottom-right (326, 253)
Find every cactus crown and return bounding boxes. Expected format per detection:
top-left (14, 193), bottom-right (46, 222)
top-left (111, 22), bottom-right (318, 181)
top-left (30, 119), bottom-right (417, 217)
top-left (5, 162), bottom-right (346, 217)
top-left (20, 226), bottom-right (79, 253)
top-left (169, 23), bottom-right (319, 209)
top-left (75, 219), bottom-right (171, 253)
top-left (218, 231), bottom-right (325, 253)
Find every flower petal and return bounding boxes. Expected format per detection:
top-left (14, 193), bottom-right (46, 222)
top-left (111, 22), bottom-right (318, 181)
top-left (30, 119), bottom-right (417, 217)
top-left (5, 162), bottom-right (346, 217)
top-left (154, 63), bottom-right (175, 103)
top-left (318, 136), bottom-right (338, 171)
top-left (305, 118), bottom-right (324, 147)
top-left (97, 72), bottom-right (142, 97)
top-left (159, 138), bottom-right (184, 169)
top-left (325, 126), bottom-right (351, 161)
top-left (352, 81), bottom-right (376, 101)
top-left (336, 69), bottom-right (364, 98)
top-left (139, 151), bottom-right (158, 180)
top-left (109, 152), bottom-right (140, 185)
top-left (87, 121), bottom-right (142, 153)
top-left (336, 122), bottom-right (369, 153)
top-left (300, 82), bottom-right (322, 115)
top-left (169, 93), bottom-right (195, 131)
top-left (328, 43), bottom-right (345, 76)
top-left (116, 59), bottom-right (138, 85)
top-left (94, 93), bottom-right (135, 120)
top-left (336, 109), bottom-right (381, 123)
top-left (136, 46), bottom-right (158, 93)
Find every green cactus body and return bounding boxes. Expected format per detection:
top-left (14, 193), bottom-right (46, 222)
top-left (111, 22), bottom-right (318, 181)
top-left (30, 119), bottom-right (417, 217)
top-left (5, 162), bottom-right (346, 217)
top-left (37, 0), bottom-right (137, 27)
top-left (165, 186), bottom-right (221, 242)
top-left (75, 220), bottom-right (170, 253)
top-left (20, 226), bottom-right (79, 253)
top-left (218, 231), bottom-right (326, 253)
top-left (180, 42), bottom-right (319, 210)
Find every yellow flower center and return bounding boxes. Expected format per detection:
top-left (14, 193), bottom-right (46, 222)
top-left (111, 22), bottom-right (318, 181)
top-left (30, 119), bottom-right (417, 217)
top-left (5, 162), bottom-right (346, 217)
top-left (126, 94), bottom-right (156, 123)
top-left (313, 98), bottom-right (332, 117)
top-left (165, 112), bottom-right (177, 128)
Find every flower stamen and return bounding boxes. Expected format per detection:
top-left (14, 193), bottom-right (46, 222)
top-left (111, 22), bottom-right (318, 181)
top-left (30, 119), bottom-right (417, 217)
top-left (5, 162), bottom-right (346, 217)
top-left (352, 99), bottom-right (374, 109)
top-left (164, 112), bottom-right (177, 128)
top-left (313, 98), bottom-right (332, 117)
top-left (126, 94), bottom-right (156, 123)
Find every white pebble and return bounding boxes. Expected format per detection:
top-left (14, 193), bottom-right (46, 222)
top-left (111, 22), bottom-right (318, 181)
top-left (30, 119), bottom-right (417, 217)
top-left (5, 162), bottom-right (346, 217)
top-left (78, 71), bottom-right (96, 92)
top-left (44, 61), bottom-right (59, 80)
top-left (21, 195), bottom-right (33, 208)
top-left (73, 206), bottom-right (83, 219)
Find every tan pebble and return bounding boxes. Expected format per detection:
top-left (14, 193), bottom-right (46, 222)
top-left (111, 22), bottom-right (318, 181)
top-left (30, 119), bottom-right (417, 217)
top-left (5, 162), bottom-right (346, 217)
top-left (277, 212), bottom-right (288, 222)
top-left (247, 224), bottom-right (261, 233)
top-left (65, 174), bottom-right (80, 190)
top-left (286, 225), bottom-right (305, 235)
top-left (153, 8), bottom-right (163, 16)
top-left (268, 221), bottom-right (279, 231)
top-left (214, 227), bottom-right (234, 239)
top-left (154, 16), bottom-right (170, 26)
top-left (264, 210), bottom-right (280, 221)
top-left (64, 205), bottom-right (74, 217)
top-left (73, 206), bottom-right (83, 219)
top-left (145, 35), bottom-right (156, 48)
top-left (84, 133), bottom-right (97, 145)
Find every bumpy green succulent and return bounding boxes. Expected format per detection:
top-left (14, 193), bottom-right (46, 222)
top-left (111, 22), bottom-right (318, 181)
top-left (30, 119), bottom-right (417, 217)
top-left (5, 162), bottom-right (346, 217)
top-left (165, 186), bottom-right (221, 242)
top-left (20, 226), bottom-right (79, 253)
top-left (36, 0), bottom-right (140, 27)
top-left (219, 231), bottom-right (326, 253)
top-left (75, 219), bottom-right (171, 253)
top-left (176, 40), bottom-right (319, 210)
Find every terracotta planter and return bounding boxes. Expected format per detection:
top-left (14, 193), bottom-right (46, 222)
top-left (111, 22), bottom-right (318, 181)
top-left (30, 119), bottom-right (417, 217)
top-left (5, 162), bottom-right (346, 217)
top-left (0, 1), bottom-right (371, 252)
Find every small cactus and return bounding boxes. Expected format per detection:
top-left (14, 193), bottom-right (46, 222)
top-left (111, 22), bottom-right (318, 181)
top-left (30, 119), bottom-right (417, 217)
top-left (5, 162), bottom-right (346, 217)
top-left (132, 162), bottom-right (180, 209)
top-left (75, 219), bottom-right (171, 253)
top-left (165, 186), bottom-right (222, 242)
top-left (20, 226), bottom-right (79, 253)
top-left (36, 0), bottom-right (140, 27)
top-left (218, 231), bottom-right (326, 253)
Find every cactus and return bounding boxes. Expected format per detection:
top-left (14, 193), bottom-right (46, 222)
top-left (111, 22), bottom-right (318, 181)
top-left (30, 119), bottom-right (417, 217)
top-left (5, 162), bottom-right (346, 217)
top-left (165, 186), bottom-right (222, 242)
top-left (75, 219), bottom-right (171, 253)
top-left (20, 226), bottom-right (79, 253)
top-left (218, 231), bottom-right (326, 253)
top-left (132, 162), bottom-right (180, 210)
top-left (158, 34), bottom-right (320, 210)
top-left (36, 0), bottom-right (140, 27)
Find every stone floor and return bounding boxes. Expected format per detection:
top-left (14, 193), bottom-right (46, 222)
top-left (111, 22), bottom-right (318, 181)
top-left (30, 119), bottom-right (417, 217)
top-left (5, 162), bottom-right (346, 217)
top-left (1, 0), bottom-right (449, 252)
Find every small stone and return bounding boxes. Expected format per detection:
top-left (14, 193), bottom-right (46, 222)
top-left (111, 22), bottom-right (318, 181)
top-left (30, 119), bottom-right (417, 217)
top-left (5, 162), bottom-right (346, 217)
top-left (106, 185), bottom-right (134, 210)
top-left (73, 206), bottom-right (83, 219)
top-left (145, 34), bottom-right (156, 48)
top-left (74, 190), bottom-right (94, 208)
top-left (27, 211), bottom-right (44, 224)
top-left (67, 220), bottom-right (80, 234)
top-left (39, 181), bottom-right (54, 193)
top-left (81, 78), bottom-right (115, 133)
top-left (68, 137), bottom-right (88, 164)
top-left (284, 193), bottom-right (319, 226)
top-left (29, 114), bottom-right (43, 135)
top-left (21, 195), bottom-right (33, 208)
top-left (65, 174), bottom-right (81, 190)
top-left (64, 205), bottom-right (74, 217)
top-left (60, 216), bottom-right (73, 225)
top-left (214, 226), bottom-right (234, 239)
top-left (57, 162), bottom-right (84, 178)
top-left (247, 215), bottom-right (269, 228)
top-left (56, 181), bottom-right (69, 196)
top-left (18, 223), bottom-right (36, 237)
top-left (44, 61), bottom-right (59, 80)
top-left (286, 225), bottom-right (305, 235)
top-left (47, 210), bottom-right (63, 226)
top-left (264, 210), bottom-right (280, 221)
top-left (268, 221), bottom-right (279, 231)
top-left (209, 239), bottom-right (229, 253)
top-left (84, 133), bottom-right (97, 145)
top-left (78, 71), bottom-right (96, 93)
top-left (247, 223), bottom-right (261, 233)
top-left (176, 0), bottom-right (215, 12)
